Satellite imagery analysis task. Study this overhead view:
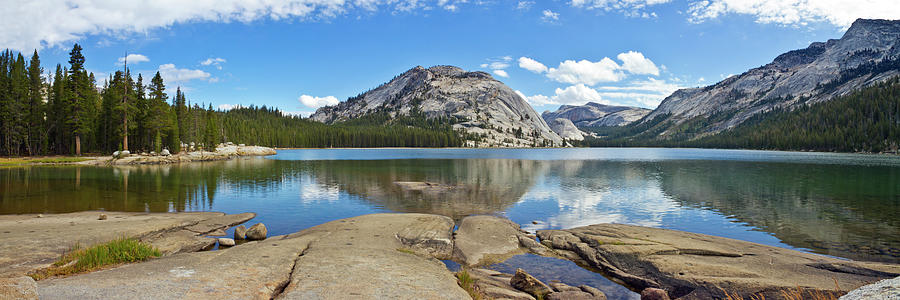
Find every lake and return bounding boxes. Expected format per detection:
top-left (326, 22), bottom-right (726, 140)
top-left (2, 148), bottom-right (899, 298)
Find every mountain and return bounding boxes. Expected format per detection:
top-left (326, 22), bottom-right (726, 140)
top-left (546, 118), bottom-right (587, 141)
top-left (542, 102), bottom-right (651, 128)
top-left (637, 18), bottom-right (900, 139)
top-left (310, 65), bottom-right (563, 147)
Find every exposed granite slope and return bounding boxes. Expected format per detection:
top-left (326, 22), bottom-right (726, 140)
top-left (537, 223), bottom-right (900, 299)
top-left (310, 66), bottom-right (563, 147)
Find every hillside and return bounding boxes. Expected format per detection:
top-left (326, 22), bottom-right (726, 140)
top-left (310, 66), bottom-right (563, 147)
top-left (636, 18), bottom-right (900, 140)
top-left (583, 78), bottom-right (900, 152)
top-left (542, 102), bottom-right (651, 127)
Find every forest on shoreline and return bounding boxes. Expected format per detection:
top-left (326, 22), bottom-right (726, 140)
top-left (0, 45), bottom-right (461, 157)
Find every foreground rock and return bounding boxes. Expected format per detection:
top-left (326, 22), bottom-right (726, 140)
top-left (0, 211), bottom-right (253, 278)
top-left (246, 223), bottom-right (267, 240)
top-left (537, 224), bottom-right (900, 299)
top-left (510, 268), bottom-right (553, 298)
top-left (0, 276), bottom-right (37, 300)
top-left (37, 213), bottom-right (468, 300)
top-left (453, 216), bottom-right (537, 266)
top-left (90, 144), bottom-right (276, 165)
top-left (840, 276), bottom-right (900, 300)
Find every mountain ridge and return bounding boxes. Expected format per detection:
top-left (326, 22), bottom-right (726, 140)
top-left (639, 18), bottom-right (900, 139)
top-left (310, 65), bottom-right (564, 147)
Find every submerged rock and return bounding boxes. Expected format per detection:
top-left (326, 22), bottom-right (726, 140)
top-left (510, 268), bottom-right (552, 298)
top-left (246, 223), bottom-right (267, 240)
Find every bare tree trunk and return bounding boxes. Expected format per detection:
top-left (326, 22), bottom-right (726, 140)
top-left (75, 135), bottom-right (81, 156)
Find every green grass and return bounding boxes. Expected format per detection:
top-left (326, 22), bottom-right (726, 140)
top-left (456, 270), bottom-right (482, 300)
top-left (30, 238), bottom-right (161, 280)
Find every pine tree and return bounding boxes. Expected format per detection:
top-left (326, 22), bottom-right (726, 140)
top-left (66, 43), bottom-right (94, 156)
top-left (146, 71), bottom-right (172, 152)
top-left (26, 50), bottom-right (45, 155)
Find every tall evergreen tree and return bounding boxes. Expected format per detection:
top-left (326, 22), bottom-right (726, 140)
top-left (26, 50), bottom-right (44, 155)
top-left (66, 44), bottom-right (94, 155)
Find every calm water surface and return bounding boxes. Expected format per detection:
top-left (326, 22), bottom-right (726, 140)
top-left (2, 148), bottom-right (899, 298)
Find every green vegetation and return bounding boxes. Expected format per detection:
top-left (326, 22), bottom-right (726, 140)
top-left (580, 77), bottom-right (900, 153)
top-left (0, 45), bottom-right (462, 157)
top-left (456, 270), bottom-right (482, 300)
top-left (30, 238), bottom-right (161, 280)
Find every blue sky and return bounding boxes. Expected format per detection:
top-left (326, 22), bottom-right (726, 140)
top-left (4, 0), bottom-right (898, 116)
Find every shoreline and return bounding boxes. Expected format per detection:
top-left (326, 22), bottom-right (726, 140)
top-left (2, 211), bottom-right (897, 299)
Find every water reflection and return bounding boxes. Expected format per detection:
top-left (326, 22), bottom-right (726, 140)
top-left (1, 151), bottom-right (898, 263)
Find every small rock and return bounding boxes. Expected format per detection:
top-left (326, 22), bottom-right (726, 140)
top-left (234, 225), bottom-right (247, 240)
top-left (160, 149), bottom-right (171, 156)
top-left (532, 220), bottom-right (539, 225)
top-left (113, 151), bottom-right (120, 158)
top-left (246, 223), bottom-right (267, 240)
top-left (510, 268), bottom-right (552, 298)
top-left (641, 288), bottom-right (669, 300)
top-left (217, 238), bottom-right (235, 247)
top-left (579, 285), bottom-right (607, 299)
top-left (238, 144), bottom-right (245, 147)
top-left (550, 282), bottom-right (581, 292)
top-left (35, 214), bottom-right (42, 218)
top-left (98, 213), bottom-right (107, 220)
top-left (121, 150), bottom-right (130, 157)
top-left (150, 151), bottom-right (157, 156)
top-left (547, 291), bottom-right (603, 300)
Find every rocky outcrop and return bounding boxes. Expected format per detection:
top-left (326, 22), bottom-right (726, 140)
top-left (542, 102), bottom-right (651, 128)
top-left (310, 65), bottom-right (563, 147)
top-left (0, 211), bottom-right (254, 278)
top-left (453, 215), bottom-right (553, 266)
top-left (641, 18), bottom-right (900, 138)
top-left (35, 213), bottom-right (470, 300)
top-left (537, 223), bottom-right (900, 299)
top-left (839, 276), bottom-right (900, 299)
top-left (547, 118), bottom-right (587, 141)
top-left (510, 268), bottom-right (553, 298)
top-left (90, 144), bottom-right (276, 166)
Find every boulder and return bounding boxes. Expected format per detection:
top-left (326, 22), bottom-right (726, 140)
top-left (98, 213), bottom-right (107, 220)
top-left (549, 282), bottom-right (581, 292)
top-left (120, 150), bottom-right (130, 157)
top-left (160, 149), bottom-right (171, 156)
top-left (246, 223), bottom-right (267, 240)
top-left (217, 238), bottom-right (235, 247)
top-left (465, 268), bottom-right (535, 300)
top-left (547, 291), bottom-right (600, 300)
top-left (112, 151), bottom-right (120, 158)
top-left (640, 288), bottom-right (669, 300)
top-left (233, 225), bottom-right (247, 240)
top-left (453, 215), bottom-right (527, 266)
top-left (510, 268), bottom-right (552, 298)
top-left (0, 276), bottom-right (37, 300)
top-left (840, 276), bottom-right (900, 300)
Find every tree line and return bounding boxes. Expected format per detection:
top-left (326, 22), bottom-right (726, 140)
top-left (0, 44), bottom-right (462, 157)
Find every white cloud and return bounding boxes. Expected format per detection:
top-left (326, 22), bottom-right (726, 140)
top-left (517, 1), bottom-right (535, 10)
top-left (158, 64), bottom-right (212, 83)
top-left (0, 0), bottom-right (483, 51)
top-left (492, 69), bottom-right (509, 78)
top-left (517, 84), bottom-right (608, 106)
top-left (594, 77), bottom-right (683, 107)
top-left (523, 51), bottom-right (661, 85)
top-left (687, 0), bottom-right (900, 27)
top-left (617, 51), bottom-right (659, 76)
top-left (299, 94), bottom-right (339, 108)
top-left (200, 57), bottom-right (227, 70)
top-left (570, 0), bottom-right (671, 17)
top-left (218, 104), bottom-right (242, 110)
top-left (518, 57), bottom-right (548, 73)
top-left (541, 9), bottom-right (560, 22)
top-left (546, 58), bottom-right (624, 85)
top-left (116, 54), bottom-right (149, 66)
